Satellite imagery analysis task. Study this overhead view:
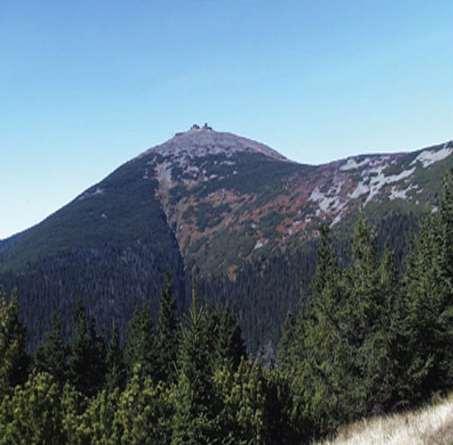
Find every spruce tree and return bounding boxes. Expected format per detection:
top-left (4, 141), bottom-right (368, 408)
top-left (276, 311), bottom-right (297, 370)
top-left (345, 213), bottom-right (380, 345)
top-left (291, 217), bottom-right (400, 433)
top-left (123, 304), bottom-right (155, 380)
top-left (67, 302), bottom-right (106, 397)
top-left (0, 295), bottom-right (29, 397)
top-left (361, 247), bottom-right (402, 412)
top-left (300, 223), bottom-right (348, 432)
top-left (35, 313), bottom-right (67, 386)
top-left (312, 223), bottom-right (339, 297)
top-left (105, 323), bottom-right (126, 391)
top-left (153, 275), bottom-right (179, 383)
top-left (171, 296), bottom-right (220, 444)
top-left (440, 170), bottom-right (453, 277)
top-left (440, 170), bottom-right (453, 383)
top-left (340, 215), bottom-right (402, 416)
top-left (402, 171), bottom-right (453, 402)
top-left (210, 307), bottom-right (246, 370)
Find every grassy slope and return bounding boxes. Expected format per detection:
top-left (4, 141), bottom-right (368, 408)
top-left (317, 394), bottom-right (453, 445)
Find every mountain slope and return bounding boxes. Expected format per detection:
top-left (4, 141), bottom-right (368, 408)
top-left (0, 125), bottom-right (452, 348)
top-left (144, 127), bottom-right (452, 278)
top-left (1, 155), bottom-right (178, 270)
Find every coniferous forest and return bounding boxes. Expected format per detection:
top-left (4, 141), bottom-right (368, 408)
top-left (0, 171), bottom-right (452, 444)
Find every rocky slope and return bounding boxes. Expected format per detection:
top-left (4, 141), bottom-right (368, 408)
top-left (137, 125), bottom-right (452, 278)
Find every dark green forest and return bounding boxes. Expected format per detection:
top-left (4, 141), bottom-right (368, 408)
top-left (0, 171), bottom-right (452, 444)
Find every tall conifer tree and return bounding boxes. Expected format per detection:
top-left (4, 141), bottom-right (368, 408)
top-left (153, 274), bottom-right (179, 383)
top-left (171, 295), bottom-right (219, 444)
top-left (35, 313), bottom-right (67, 386)
top-left (210, 307), bottom-right (246, 370)
top-left (105, 323), bottom-right (125, 391)
top-left (402, 171), bottom-right (453, 401)
top-left (123, 304), bottom-right (155, 380)
top-left (0, 295), bottom-right (29, 396)
top-left (67, 302), bottom-right (106, 397)
top-left (297, 223), bottom-right (349, 432)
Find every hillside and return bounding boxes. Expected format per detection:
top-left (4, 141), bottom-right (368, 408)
top-left (0, 125), bottom-right (452, 348)
top-left (317, 394), bottom-right (453, 445)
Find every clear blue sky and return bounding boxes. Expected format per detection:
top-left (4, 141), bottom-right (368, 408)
top-left (1, 0), bottom-right (453, 239)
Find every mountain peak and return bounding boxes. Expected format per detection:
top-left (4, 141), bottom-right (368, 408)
top-left (139, 126), bottom-right (288, 161)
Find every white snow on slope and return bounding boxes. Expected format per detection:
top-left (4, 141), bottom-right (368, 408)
top-left (349, 164), bottom-right (415, 204)
top-left (78, 187), bottom-right (104, 200)
top-left (310, 187), bottom-right (345, 213)
top-left (411, 144), bottom-right (453, 168)
top-left (366, 167), bottom-right (415, 203)
top-left (389, 184), bottom-right (418, 201)
top-left (254, 240), bottom-right (265, 250)
top-left (330, 213), bottom-right (344, 226)
top-left (340, 158), bottom-right (370, 171)
top-left (310, 181), bottom-right (348, 225)
top-left (349, 182), bottom-right (370, 199)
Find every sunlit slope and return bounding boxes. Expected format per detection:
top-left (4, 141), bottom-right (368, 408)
top-left (318, 394), bottom-right (453, 445)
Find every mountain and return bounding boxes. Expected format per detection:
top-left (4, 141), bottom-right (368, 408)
top-left (1, 124), bottom-right (452, 350)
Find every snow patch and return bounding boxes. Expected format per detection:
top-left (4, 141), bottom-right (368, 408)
top-left (411, 145), bottom-right (453, 168)
top-left (330, 213), bottom-right (344, 226)
top-left (349, 182), bottom-right (369, 199)
top-left (254, 240), bottom-right (265, 250)
top-left (389, 183), bottom-right (419, 201)
top-left (340, 157), bottom-right (370, 171)
top-left (310, 186), bottom-right (347, 216)
top-left (78, 187), bottom-right (104, 201)
top-left (365, 167), bottom-right (415, 203)
top-left (389, 187), bottom-right (408, 200)
top-left (186, 165), bottom-right (200, 174)
top-left (347, 163), bottom-right (416, 204)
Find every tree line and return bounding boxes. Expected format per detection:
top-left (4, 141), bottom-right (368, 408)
top-left (0, 171), bottom-right (452, 444)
